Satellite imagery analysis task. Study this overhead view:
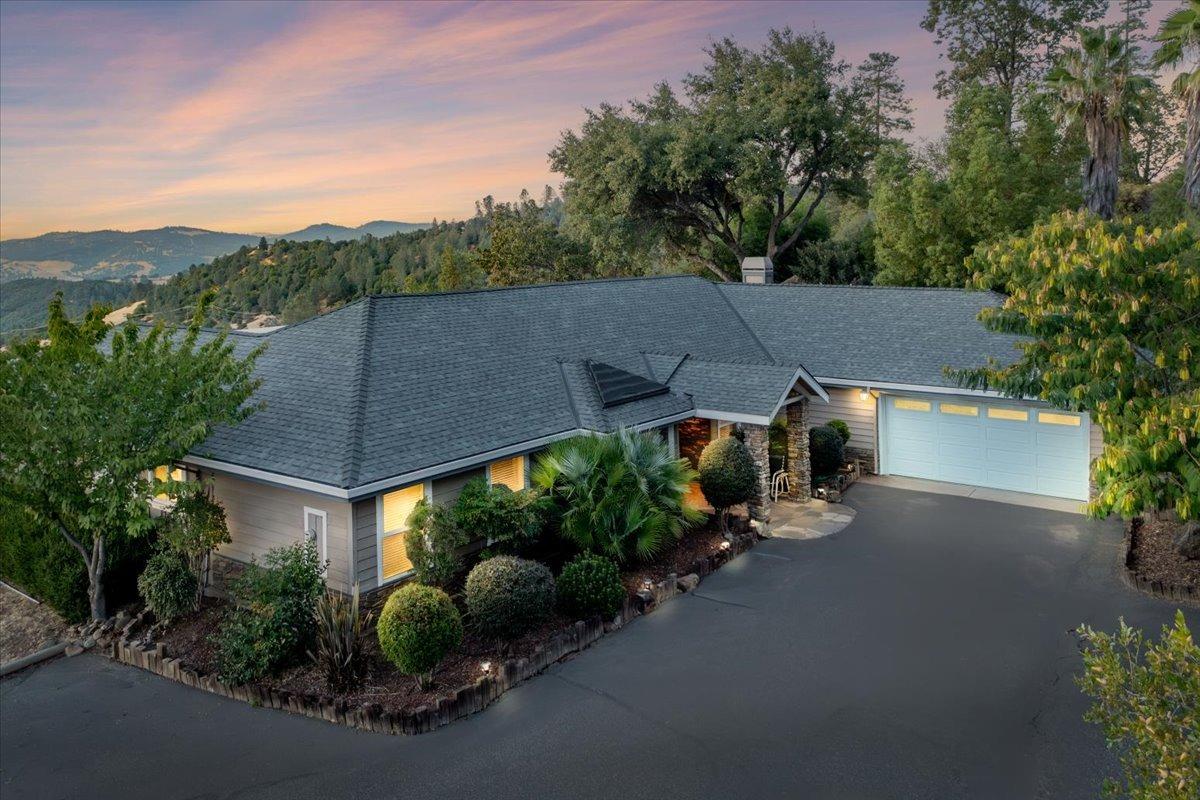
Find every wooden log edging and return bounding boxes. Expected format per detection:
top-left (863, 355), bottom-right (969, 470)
top-left (108, 530), bottom-right (759, 735)
top-left (1122, 518), bottom-right (1200, 606)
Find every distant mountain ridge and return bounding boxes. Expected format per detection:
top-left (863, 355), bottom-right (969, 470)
top-left (0, 220), bottom-right (426, 282)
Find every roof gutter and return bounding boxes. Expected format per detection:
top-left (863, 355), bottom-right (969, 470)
top-left (815, 377), bottom-right (1017, 399)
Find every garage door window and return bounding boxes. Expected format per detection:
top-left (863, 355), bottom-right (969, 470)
top-left (894, 398), bottom-right (931, 412)
top-left (940, 403), bottom-right (978, 416)
top-left (986, 407), bottom-right (1028, 421)
top-left (1038, 412), bottom-right (1081, 426)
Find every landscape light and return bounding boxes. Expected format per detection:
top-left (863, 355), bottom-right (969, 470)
top-left (642, 578), bottom-right (653, 591)
top-left (720, 540), bottom-right (731, 551)
top-left (481, 661), bottom-right (491, 674)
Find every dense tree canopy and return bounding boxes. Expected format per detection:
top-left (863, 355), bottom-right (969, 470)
top-left (0, 294), bottom-right (261, 618)
top-left (1154, 0), bottom-right (1200, 209)
top-left (552, 28), bottom-right (872, 280)
top-left (953, 212), bottom-right (1199, 520)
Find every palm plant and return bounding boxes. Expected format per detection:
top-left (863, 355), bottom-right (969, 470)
top-left (1155, 0), bottom-right (1200, 209)
top-left (531, 428), bottom-right (702, 563)
top-left (1046, 26), bottom-right (1152, 219)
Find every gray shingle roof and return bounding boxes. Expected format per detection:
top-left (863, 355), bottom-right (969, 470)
top-left (188, 276), bottom-right (1019, 492)
top-left (717, 283), bottom-right (1022, 388)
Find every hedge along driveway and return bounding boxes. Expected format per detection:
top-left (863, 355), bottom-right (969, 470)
top-left (0, 483), bottom-right (1183, 800)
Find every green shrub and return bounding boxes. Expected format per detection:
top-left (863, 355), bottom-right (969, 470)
top-left (377, 583), bottom-right (462, 689)
top-left (557, 554), bottom-right (625, 621)
top-left (827, 419), bottom-right (851, 445)
top-left (809, 425), bottom-right (845, 480)
top-left (533, 428), bottom-right (701, 563)
top-left (0, 497), bottom-right (151, 623)
top-left (768, 418), bottom-right (788, 476)
top-left (452, 478), bottom-right (544, 554)
top-left (137, 550), bottom-right (197, 623)
top-left (404, 499), bottom-right (467, 588)
top-left (216, 541), bottom-right (324, 684)
top-left (465, 556), bottom-right (555, 639)
top-left (310, 584), bottom-right (373, 691)
top-left (158, 492), bottom-right (230, 604)
top-left (698, 436), bottom-right (757, 533)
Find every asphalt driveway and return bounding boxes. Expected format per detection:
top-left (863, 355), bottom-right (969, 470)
top-left (0, 483), bottom-right (1184, 800)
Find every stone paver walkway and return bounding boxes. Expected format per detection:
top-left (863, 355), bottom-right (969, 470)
top-left (769, 496), bottom-right (855, 539)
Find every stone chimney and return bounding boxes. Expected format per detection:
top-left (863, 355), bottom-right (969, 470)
top-left (740, 256), bottom-right (774, 284)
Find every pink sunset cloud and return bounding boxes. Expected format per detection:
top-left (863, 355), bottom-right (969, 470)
top-left (0, 0), bottom-right (1184, 239)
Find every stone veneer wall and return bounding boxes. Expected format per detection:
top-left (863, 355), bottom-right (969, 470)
top-left (740, 423), bottom-right (772, 521)
top-left (786, 400), bottom-right (812, 500)
top-left (845, 446), bottom-right (876, 474)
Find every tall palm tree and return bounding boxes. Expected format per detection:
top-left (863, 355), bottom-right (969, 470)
top-left (1155, 0), bottom-right (1200, 209)
top-left (1046, 26), bottom-right (1152, 219)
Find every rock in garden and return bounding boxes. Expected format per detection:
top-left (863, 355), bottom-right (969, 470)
top-left (1175, 522), bottom-right (1200, 560)
top-left (64, 644), bottom-right (84, 657)
top-left (676, 574), bottom-right (700, 593)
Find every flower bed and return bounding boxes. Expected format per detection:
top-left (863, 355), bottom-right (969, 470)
top-left (111, 525), bottom-right (760, 734)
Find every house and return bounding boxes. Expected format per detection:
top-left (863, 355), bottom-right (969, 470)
top-left (170, 259), bottom-right (1101, 594)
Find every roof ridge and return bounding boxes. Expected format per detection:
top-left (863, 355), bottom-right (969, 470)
top-left (341, 298), bottom-right (375, 487)
top-left (720, 282), bottom-right (997, 294)
top-left (710, 282), bottom-right (779, 365)
top-left (365, 273), bottom-right (704, 301)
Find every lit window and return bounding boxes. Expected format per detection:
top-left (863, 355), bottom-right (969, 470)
top-left (1038, 411), bottom-right (1081, 426)
top-left (894, 398), bottom-right (931, 412)
top-left (490, 455), bottom-right (525, 491)
top-left (987, 407), bottom-right (1028, 422)
top-left (153, 465), bottom-right (186, 501)
top-left (380, 483), bottom-right (424, 580)
top-left (940, 403), bottom-right (978, 416)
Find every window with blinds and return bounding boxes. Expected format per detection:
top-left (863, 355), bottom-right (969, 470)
top-left (490, 455), bottom-right (524, 491)
top-left (380, 483), bottom-right (424, 580)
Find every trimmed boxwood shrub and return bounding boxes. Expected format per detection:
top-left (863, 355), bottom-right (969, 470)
top-left (464, 556), bottom-right (555, 639)
top-left (557, 554), bottom-right (625, 621)
top-left (809, 425), bottom-right (845, 480)
top-left (137, 549), bottom-right (197, 623)
top-left (698, 436), bottom-right (757, 533)
top-left (827, 418), bottom-right (851, 445)
top-left (377, 583), bottom-right (462, 689)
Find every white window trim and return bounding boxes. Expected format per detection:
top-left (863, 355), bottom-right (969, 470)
top-left (303, 507), bottom-right (328, 574)
top-left (375, 480), bottom-right (430, 588)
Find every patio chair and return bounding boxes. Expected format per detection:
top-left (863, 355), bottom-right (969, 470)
top-left (771, 467), bottom-right (790, 502)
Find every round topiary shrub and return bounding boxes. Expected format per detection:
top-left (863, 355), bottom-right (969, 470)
top-left (377, 583), bottom-right (463, 688)
top-left (137, 549), bottom-right (197, 623)
top-left (557, 554), bottom-right (625, 621)
top-left (809, 425), bottom-right (845, 480)
top-left (464, 556), bottom-right (555, 639)
top-left (827, 418), bottom-right (851, 445)
top-left (698, 435), bottom-right (757, 533)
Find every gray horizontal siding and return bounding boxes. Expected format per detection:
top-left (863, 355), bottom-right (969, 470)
top-left (432, 467), bottom-right (486, 507)
top-left (353, 498), bottom-right (377, 592)
top-left (809, 387), bottom-right (877, 453)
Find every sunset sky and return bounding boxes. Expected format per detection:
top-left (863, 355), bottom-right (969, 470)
top-left (0, 0), bottom-right (1178, 239)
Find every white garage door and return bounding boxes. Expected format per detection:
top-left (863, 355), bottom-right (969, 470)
top-left (881, 395), bottom-right (1090, 500)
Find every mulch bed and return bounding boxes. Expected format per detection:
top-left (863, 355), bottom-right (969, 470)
top-left (1129, 516), bottom-right (1200, 590)
top-left (154, 522), bottom-right (737, 715)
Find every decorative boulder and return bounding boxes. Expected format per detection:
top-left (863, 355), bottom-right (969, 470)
top-left (1175, 521), bottom-right (1200, 560)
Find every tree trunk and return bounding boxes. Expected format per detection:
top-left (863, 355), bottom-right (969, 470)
top-left (1184, 91), bottom-right (1199, 212)
top-left (87, 536), bottom-right (107, 621)
top-left (1083, 116), bottom-right (1121, 220)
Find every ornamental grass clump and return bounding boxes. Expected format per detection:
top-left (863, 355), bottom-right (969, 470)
top-left (310, 584), bottom-right (373, 691)
top-left (377, 583), bottom-right (463, 690)
top-left (464, 556), bottom-right (555, 640)
top-left (557, 554), bottom-right (625, 621)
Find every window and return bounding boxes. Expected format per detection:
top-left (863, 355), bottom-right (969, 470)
top-left (987, 407), bottom-right (1028, 422)
top-left (940, 403), bottom-right (978, 416)
top-left (152, 464), bottom-right (189, 502)
top-left (489, 455), bottom-right (525, 491)
top-left (1038, 411), bottom-right (1081, 426)
top-left (303, 507), bottom-right (327, 573)
top-left (894, 398), bottom-right (931, 412)
top-left (715, 420), bottom-right (736, 439)
top-left (380, 483), bottom-right (423, 580)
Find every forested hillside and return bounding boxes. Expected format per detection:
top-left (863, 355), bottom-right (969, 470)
top-left (0, 278), bottom-right (149, 342)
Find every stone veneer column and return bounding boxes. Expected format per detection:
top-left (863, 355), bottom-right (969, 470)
top-left (739, 423), bottom-right (772, 522)
top-left (786, 399), bottom-right (811, 501)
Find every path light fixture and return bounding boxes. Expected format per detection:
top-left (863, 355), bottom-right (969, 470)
top-left (720, 540), bottom-right (731, 551)
top-left (481, 661), bottom-right (491, 674)
top-left (641, 578), bottom-right (653, 591)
